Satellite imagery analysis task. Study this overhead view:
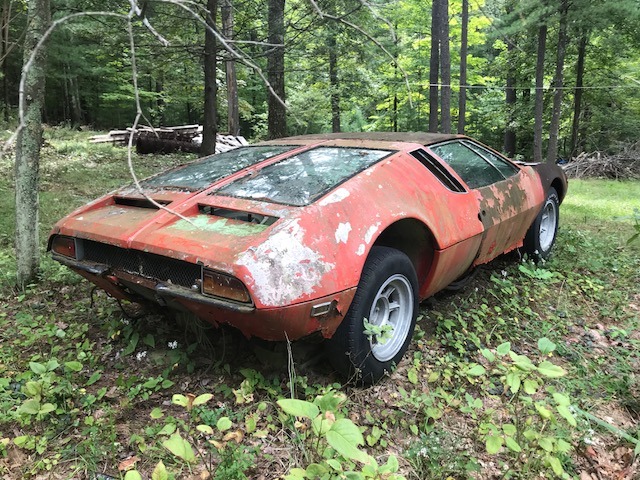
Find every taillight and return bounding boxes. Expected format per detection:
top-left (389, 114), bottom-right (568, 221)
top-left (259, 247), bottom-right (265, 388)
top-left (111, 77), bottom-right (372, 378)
top-left (202, 270), bottom-right (251, 303)
top-left (51, 236), bottom-right (77, 259)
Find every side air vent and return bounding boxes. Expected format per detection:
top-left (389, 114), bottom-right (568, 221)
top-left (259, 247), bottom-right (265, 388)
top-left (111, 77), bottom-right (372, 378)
top-left (114, 196), bottom-right (171, 209)
top-left (198, 205), bottom-right (278, 226)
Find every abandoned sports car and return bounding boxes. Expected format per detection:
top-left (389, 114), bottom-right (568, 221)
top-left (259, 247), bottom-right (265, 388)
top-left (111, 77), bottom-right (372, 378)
top-left (48, 132), bottom-right (568, 384)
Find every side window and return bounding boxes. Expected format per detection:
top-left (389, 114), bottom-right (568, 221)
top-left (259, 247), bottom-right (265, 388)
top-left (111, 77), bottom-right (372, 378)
top-left (464, 141), bottom-right (519, 178)
top-left (409, 149), bottom-right (466, 192)
top-left (430, 141), bottom-right (505, 189)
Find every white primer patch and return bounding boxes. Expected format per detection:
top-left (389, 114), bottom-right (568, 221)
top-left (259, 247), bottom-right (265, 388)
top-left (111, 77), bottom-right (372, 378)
top-left (319, 187), bottom-right (350, 206)
top-left (356, 244), bottom-right (366, 256)
top-left (237, 219), bottom-right (333, 307)
top-left (364, 223), bottom-right (381, 244)
top-left (335, 222), bottom-right (352, 244)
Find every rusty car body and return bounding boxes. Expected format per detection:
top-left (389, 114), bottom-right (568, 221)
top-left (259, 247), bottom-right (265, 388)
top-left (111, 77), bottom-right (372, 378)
top-left (49, 132), bottom-right (567, 383)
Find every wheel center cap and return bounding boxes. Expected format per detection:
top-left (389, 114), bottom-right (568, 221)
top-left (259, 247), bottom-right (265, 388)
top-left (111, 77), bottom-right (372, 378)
top-left (374, 297), bottom-right (390, 325)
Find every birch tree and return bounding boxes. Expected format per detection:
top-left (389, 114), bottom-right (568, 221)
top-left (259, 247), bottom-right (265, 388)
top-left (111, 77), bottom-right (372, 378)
top-left (14, 0), bottom-right (49, 287)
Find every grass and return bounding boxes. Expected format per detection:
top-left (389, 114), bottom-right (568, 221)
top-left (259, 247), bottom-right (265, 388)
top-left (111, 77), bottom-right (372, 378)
top-left (0, 129), bottom-right (639, 479)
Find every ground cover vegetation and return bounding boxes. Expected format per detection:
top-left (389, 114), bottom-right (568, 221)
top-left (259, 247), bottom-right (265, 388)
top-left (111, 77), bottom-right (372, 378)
top-left (0, 130), bottom-right (639, 478)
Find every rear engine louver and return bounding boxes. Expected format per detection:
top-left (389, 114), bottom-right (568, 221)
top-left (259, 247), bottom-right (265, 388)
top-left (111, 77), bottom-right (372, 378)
top-left (198, 205), bottom-right (278, 226)
top-left (114, 196), bottom-right (171, 209)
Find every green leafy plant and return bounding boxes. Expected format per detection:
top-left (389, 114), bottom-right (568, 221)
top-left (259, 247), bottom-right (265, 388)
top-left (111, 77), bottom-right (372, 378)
top-left (278, 391), bottom-right (405, 479)
top-left (363, 317), bottom-right (393, 345)
top-left (476, 338), bottom-right (576, 478)
top-left (405, 427), bottom-right (479, 479)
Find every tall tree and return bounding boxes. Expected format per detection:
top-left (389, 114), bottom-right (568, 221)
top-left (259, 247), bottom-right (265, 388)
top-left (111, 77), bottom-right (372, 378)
top-left (457, 0), bottom-right (468, 134)
top-left (570, 32), bottom-right (587, 156)
top-left (14, 0), bottom-right (50, 286)
top-left (201, 0), bottom-right (217, 155)
top-left (439, 0), bottom-right (451, 133)
top-left (221, 0), bottom-right (239, 135)
top-left (532, 22), bottom-right (547, 163)
top-left (328, 36), bottom-right (341, 132)
top-left (326, 1), bottom-right (340, 133)
top-left (428, 0), bottom-right (440, 132)
top-left (546, 0), bottom-right (569, 163)
top-left (503, 1), bottom-right (516, 156)
top-left (267, 0), bottom-right (286, 139)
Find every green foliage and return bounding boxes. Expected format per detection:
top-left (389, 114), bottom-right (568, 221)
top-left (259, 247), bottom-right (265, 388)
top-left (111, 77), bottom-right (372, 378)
top-left (475, 339), bottom-right (576, 477)
top-left (278, 392), bottom-right (405, 479)
top-left (405, 428), bottom-right (480, 479)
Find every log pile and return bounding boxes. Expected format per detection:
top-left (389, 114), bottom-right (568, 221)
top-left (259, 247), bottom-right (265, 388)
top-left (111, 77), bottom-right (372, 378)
top-left (89, 125), bottom-right (248, 155)
top-left (563, 143), bottom-right (640, 180)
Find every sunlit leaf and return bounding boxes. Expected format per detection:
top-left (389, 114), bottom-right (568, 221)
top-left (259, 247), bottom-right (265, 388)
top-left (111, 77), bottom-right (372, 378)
top-left (505, 437), bottom-right (521, 452)
top-left (151, 461), bottom-right (168, 480)
top-left (537, 361), bottom-right (566, 378)
top-left (216, 417), bottom-right (232, 432)
top-left (326, 419), bottom-right (369, 464)
top-left (496, 342), bottom-right (511, 356)
top-left (537, 337), bottom-right (556, 354)
top-left (64, 361), bottom-right (83, 372)
top-left (485, 435), bottom-right (503, 454)
top-left (192, 393), bottom-right (214, 406)
top-left (277, 399), bottom-right (319, 419)
top-left (162, 432), bottom-right (195, 463)
top-left (466, 364), bottom-right (486, 377)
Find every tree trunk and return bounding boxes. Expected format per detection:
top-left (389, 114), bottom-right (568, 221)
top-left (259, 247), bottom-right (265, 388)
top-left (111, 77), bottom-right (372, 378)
top-left (439, 0), bottom-right (451, 134)
top-left (504, 4), bottom-right (516, 157)
top-left (328, 38), bottom-right (341, 132)
top-left (1, 0), bottom-right (11, 121)
top-left (201, 0), bottom-right (217, 155)
top-left (71, 76), bottom-right (83, 124)
top-left (533, 24), bottom-right (547, 163)
top-left (458, 0), bottom-right (468, 134)
top-left (547, 0), bottom-right (569, 163)
top-left (221, 0), bottom-right (239, 135)
top-left (15, 0), bottom-right (50, 287)
top-left (267, 0), bottom-right (286, 139)
top-left (155, 73), bottom-right (164, 125)
top-left (428, 0), bottom-right (440, 132)
top-left (570, 32), bottom-right (587, 157)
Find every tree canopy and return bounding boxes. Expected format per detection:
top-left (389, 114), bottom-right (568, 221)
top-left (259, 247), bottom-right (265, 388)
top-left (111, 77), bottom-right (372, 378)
top-left (4, 0), bottom-right (640, 158)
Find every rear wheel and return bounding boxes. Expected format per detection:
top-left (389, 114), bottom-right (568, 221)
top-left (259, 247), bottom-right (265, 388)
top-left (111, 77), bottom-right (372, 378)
top-left (523, 187), bottom-right (559, 261)
top-left (325, 246), bottom-right (418, 385)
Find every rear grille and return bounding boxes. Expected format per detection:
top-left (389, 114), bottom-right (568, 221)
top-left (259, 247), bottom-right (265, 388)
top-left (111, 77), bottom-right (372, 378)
top-left (81, 240), bottom-right (201, 288)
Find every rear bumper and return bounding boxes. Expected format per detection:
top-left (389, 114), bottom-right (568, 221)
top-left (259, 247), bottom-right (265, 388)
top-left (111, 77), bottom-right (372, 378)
top-left (58, 254), bottom-right (356, 341)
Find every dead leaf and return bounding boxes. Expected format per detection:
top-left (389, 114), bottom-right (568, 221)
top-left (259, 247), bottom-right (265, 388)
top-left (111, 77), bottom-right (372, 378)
top-left (118, 455), bottom-right (140, 471)
top-left (584, 446), bottom-right (598, 459)
top-left (222, 430), bottom-right (244, 444)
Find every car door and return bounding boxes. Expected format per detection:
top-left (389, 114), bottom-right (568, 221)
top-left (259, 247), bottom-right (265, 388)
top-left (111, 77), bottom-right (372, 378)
top-left (429, 139), bottom-right (539, 265)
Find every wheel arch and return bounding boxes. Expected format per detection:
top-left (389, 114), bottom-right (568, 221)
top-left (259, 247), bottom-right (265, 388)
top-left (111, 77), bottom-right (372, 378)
top-left (371, 218), bottom-right (436, 289)
top-left (550, 177), bottom-right (566, 203)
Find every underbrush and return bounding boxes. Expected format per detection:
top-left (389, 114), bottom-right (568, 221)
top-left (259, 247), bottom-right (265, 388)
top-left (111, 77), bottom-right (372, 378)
top-left (0, 130), bottom-right (639, 479)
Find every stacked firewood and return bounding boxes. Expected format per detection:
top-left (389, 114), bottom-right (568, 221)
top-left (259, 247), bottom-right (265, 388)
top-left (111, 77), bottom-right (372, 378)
top-left (563, 143), bottom-right (640, 180)
top-left (89, 125), bottom-right (247, 155)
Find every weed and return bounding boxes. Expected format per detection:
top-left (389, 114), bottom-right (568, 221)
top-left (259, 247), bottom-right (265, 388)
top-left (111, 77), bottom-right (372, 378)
top-left (405, 427), bottom-right (479, 479)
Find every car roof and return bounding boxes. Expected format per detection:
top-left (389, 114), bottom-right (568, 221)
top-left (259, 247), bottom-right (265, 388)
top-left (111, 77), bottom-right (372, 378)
top-left (260, 132), bottom-right (461, 147)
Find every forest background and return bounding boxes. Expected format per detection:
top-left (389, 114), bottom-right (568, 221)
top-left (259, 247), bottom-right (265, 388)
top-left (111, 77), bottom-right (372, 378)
top-left (3, 0), bottom-right (640, 158)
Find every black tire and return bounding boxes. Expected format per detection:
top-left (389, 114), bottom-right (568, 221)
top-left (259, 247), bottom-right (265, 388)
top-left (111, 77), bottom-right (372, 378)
top-left (325, 246), bottom-right (419, 385)
top-left (523, 187), bottom-right (560, 261)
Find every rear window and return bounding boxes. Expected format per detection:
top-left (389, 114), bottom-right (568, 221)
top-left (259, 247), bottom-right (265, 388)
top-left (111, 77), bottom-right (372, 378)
top-left (214, 146), bottom-right (394, 206)
top-left (142, 145), bottom-right (294, 190)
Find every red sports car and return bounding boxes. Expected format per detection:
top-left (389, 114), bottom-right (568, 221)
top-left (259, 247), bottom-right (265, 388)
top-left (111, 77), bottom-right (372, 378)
top-left (49, 133), bottom-right (567, 383)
